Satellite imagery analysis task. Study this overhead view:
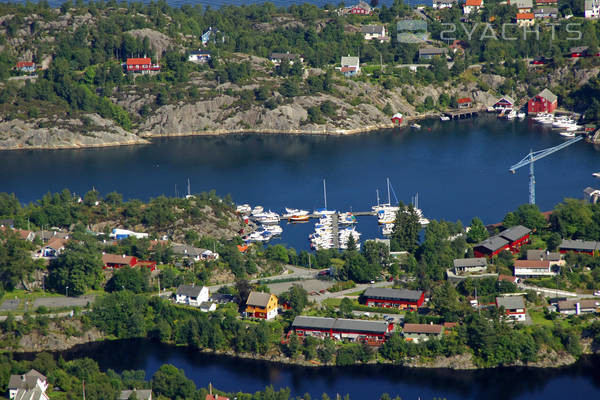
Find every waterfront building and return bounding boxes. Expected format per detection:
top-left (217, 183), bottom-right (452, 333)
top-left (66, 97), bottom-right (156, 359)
top-left (496, 296), bottom-right (526, 322)
top-left (362, 288), bottom-right (425, 310)
top-left (457, 97), bottom-right (472, 108)
top-left (528, 89), bottom-right (557, 114)
top-left (245, 291), bottom-right (278, 319)
top-left (291, 316), bottom-right (393, 344)
top-left (493, 96), bottom-right (515, 110)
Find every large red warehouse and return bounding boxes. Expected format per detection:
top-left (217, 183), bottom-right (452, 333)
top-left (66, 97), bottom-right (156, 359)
top-left (474, 225), bottom-right (531, 258)
top-left (528, 88), bottom-right (557, 114)
top-left (291, 316), bottom-right (393, 344)
top-left (362, 288), bottom-right (425, 310)
top-left (558, 239), bottom-right (600, 255)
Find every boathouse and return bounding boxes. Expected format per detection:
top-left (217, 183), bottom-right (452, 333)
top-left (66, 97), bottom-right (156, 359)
top-left (291, 316), bottom-right (393, 344)
top-left (558, 239), bottom-right (600, 255)
top-left (493, 96), bottom-right (515, 110)
top-left (362, 288), bottom-right (425, 310)
top-left (528, 89), bottom-right (557, 114)
top-left (457, 97), bottom-right (472, 108)
top-left (391, 113), bottom-right (403, 124)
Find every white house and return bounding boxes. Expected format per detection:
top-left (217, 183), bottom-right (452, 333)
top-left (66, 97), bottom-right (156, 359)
top-left (175, 284), bottom-right (209, 307)
top-left (463, 0), bottom-right (483, 14)
top-left (452, 258), bottom-right (488, 274)
top-left (110, 228), bottom-right (148, 240)
top-left (360, 25), bottom-right (388, 42)
top-left (188, 50), bottom-right (211, 63)
top-left (201, 249), bottom-right (219, 261)
top-left (8, 370), bottom-right (48, 400)
top-left (496, 296), bottom-right (526, 322)
top-left (340, 56), bottom-right (360, 77)
top-left (514, 259), bottom-right (557, 278)
top-left (269, 52), bottom-right (303, 66)
top-left (585, 0), bottom-right (600, 18)
top-left (38, 237), bottom-right (69, 258)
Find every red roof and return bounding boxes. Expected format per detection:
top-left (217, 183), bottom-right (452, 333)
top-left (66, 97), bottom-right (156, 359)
top-left (458, 97), bottom-right (472, 104)
top-left (341, 66), bottom-right (357, 72)
top-left (498, 274), bottom-right (518, 283)
top-left (102, 253), bottom-right (135, 265)
top-left (16, 61), bottom-right (35, 68)
top-left (465, 0), bottom-right (482, 6)
top-left (514, 259), bottom-right (551, 268)
top-left (403, 323), bottom-right (443, 334)
top-left (126, 57), bottom-right (152, 65)
top-left (516, 12), bottom-right (535, 19)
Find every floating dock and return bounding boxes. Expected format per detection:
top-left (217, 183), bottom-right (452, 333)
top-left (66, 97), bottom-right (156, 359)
top-left (445, 109), bottom-right (479, 120)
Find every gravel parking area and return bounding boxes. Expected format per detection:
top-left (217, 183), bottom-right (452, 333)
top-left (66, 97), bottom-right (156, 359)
top-left (33, 295), bottom-right (95, 309)
top-left (0, 299), bottom-right (20, 311)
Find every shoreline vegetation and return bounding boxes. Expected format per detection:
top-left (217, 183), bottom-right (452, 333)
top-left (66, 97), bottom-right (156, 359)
top-left (2, 1), bottom-right (600, 151)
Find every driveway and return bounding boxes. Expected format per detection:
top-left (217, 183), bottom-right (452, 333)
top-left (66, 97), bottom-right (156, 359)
top-left (33, 295), bottom-right (96, 309)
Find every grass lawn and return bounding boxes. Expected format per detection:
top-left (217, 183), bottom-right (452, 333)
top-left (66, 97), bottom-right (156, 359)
top-left (529, 309), bottom-right (554, 327)
top-left (322, 298), bottom-right (342, 307)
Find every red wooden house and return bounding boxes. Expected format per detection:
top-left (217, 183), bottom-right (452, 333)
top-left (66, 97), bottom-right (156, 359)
top-left (569, 46), bottom-right (589, 58)
top-left (458, 97), bottom-right (472, 108)
top-left (16, 61), bottom-right (36, 72)
top-left (528, 89), bottom-right (557, 114)
top-left (348, 1), bottom-right (373, 14)
top-left (493, 96), bottom-right (515, 110)
top-left (125, 57), bottom-right (160, 73)
top-left (292, 316), bottom-right (393, 344)
top-left (362, 288), bottom-right (425, 310)
top-left (474, 225), bottom-right (531, 258)
top-left (391, 113), bottom-right (403, 124)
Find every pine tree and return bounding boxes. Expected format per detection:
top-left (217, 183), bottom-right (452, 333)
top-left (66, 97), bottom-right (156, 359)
top-left (390, 203), bottom-right (420, 253)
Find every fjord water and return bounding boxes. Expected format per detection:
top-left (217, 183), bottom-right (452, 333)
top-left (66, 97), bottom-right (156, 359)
top-left (1, 116), bottom-right (598, 247)
top-left (54, 339), bottom-right (600, 400)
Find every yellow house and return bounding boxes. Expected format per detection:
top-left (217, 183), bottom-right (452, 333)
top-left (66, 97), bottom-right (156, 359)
top-left (245, 291), bottom-right (278, 320)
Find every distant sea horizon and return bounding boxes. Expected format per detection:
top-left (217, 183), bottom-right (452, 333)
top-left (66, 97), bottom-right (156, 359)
top-left (4, 0), bottom-right (433, 10)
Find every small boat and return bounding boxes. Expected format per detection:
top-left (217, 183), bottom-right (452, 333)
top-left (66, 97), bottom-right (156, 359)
top-left (505, 110), bottom-right (517, 120)
top-left (410, 123), bottom-right (421, 129)
top-left (486, 106), bottom-right (496, 113)
top-left (236, 204), bottom-right (251, 215)
top-left (282, 208), bottom-right (309, 218)
top-left (251, 206), bottom-right (264, 216)
top-left (263, 225), bottom-right (283, 235)
top-left (517, 112), bottom-right (526, 119)
top-left (290, 214), bottom-right (310, 222)
top-left (559, 131), bottom-right (576, 138)
top-left (440, 115), bottom-right (450, 122)
top-left (593, 172), bottom-right (600, 178)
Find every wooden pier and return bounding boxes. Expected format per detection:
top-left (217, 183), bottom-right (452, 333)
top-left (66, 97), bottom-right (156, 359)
top-left (332, 213), bottom-right (339, 249)
top-left (445, 109), bottom-right (479, 120)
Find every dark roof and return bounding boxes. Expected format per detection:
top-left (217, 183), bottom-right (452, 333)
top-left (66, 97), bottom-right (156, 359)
top-left (270, 52), bottom-right (299, 60)
top-left (499, 225), bottom-right (531, 242)
top-left (526, 249), bottom-right (561, 261)
top-left (363, 287), bottom-right (423, 301)
top-left (292, 316), bottom-right (389, 334)
top-left (402, 323), bottom-right (443, 334)
top-left (536, 88), bottom-right (557, 103)
top-left (211, 293), bottom-right (235, 303)
top-left (570, 46), bottom-right (589, 53)
top-left (496, 296), bottom-right (525, 310)
top-left (176, 284), bottom-right (204, 298)
top-left (8, 370), bottom-right (46, 390)
top-left (172, 244), bottom-right (204, 257)
top-left (360, 25), bottom-right (385, 34)
top-left (246, 291), bottom-right (274, 307)
top-left (453, 258), bottom-right (487, 268)
top-left (559, 239), bottom-right (600, 251)
top-left (475, 236), bottom-right (509, 252)
top-left (557, 299), bottom-right (600, 311)
top-left (419, 47), bottom-right (447, 56)
top-left (189, 51), bottom-right (211, 56)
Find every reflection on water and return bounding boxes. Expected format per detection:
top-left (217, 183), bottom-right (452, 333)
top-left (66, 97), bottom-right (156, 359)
top-left (18, 339), bottom-right (600, 400)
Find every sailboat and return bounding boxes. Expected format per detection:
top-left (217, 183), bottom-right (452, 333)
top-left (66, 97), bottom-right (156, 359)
top-left (314, 179), bottom-right (336, 216)
top-left (185, 178), bottom-right (193, 199)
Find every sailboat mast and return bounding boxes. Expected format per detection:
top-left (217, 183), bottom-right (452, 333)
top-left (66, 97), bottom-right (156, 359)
top-left (376, 189), bottom-right (380, 207)
top-left (323, 179), bottom-right (327, 209)
top-left (187, 178), bottom-right (191, 197)
top-left (387, 177), bottom-right (391, 205)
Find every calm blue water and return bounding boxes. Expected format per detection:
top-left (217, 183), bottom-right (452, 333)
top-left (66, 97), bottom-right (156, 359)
top-left (1, 116), bottom-right (598, 249)
top-left (48, 339), bottom-right (600, 400)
